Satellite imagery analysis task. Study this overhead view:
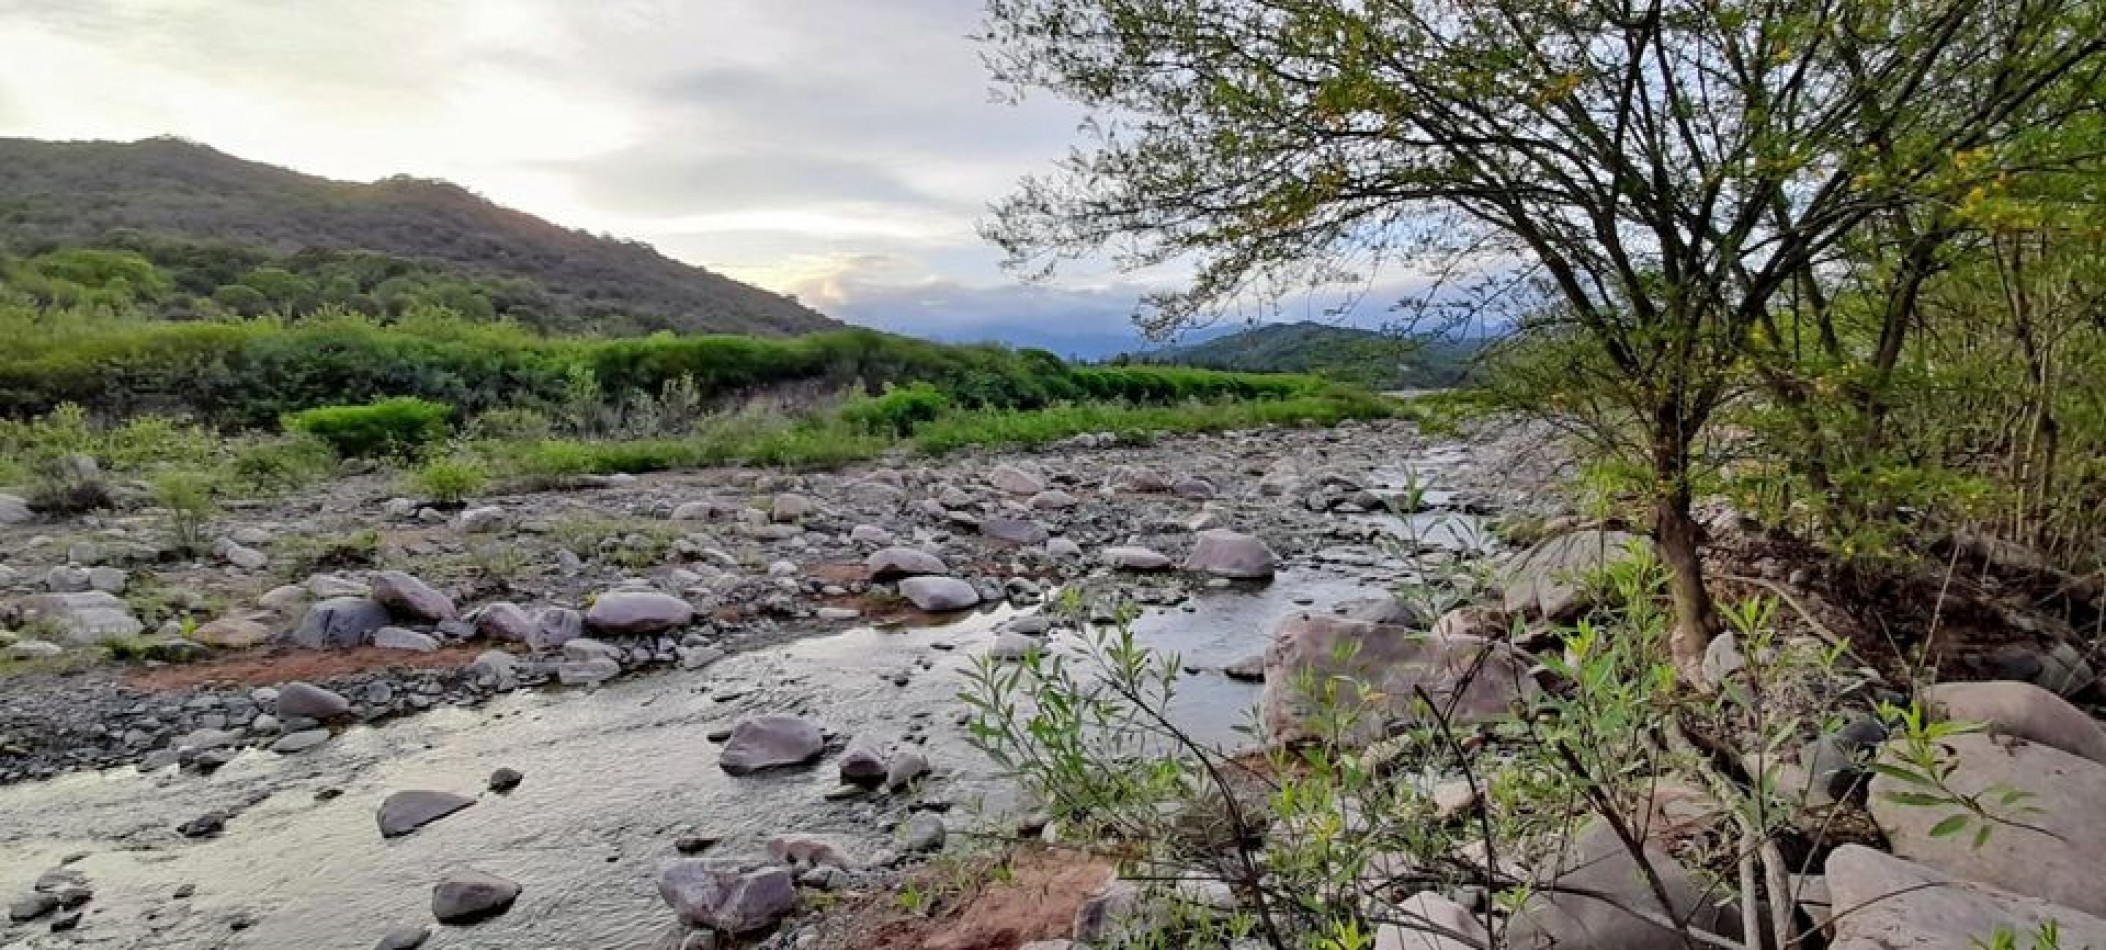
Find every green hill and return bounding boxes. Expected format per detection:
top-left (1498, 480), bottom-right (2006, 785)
top-left (1134, 322), bottom-right (1480, 389)
top-left (0, 137), bottom-right (837, 336)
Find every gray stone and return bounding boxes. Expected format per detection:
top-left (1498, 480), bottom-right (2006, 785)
top-left (222, 542), bottom-right (269, 571)
top-left (586, 591), bottom-right (695, 636)
top-left (488, 768), bottom-right (524, 792)
top-left (885, 749), bottom-right (931, 791)
top-left (1184, 529), bottom-right (1276, 579)
top-left (839, 745), bottom-right (887, 787)
top-left (849, 524), bottom-right (894, 546)
top-left (988, 632), bottom-right (1039, 662)
top-left (454, 506), bottom-right (509, 534)
top-left (1261, 612), bottom-right (1538, 746)
top-left (1505, 821), bottom-right (1740, 950)
top-left (899, 576), bottom-right (980, 612)
top-left (659, 863), bottom-right (797, 933)
top-left (1045, 538), bottom-right (1084, 560)
top-left (474, 602), bottom-right (535, 642)
top-left (87, 566), bottom-right (127, 593)
top-left (377, 925), bottom-right (431, 949)
top-left (866, 546), bottom-right (949, 581)
top-left (528, 607), bottom-right (585, 651)
top-left (719, 715), bottom-right (825, 775)
top-left (1028, 489), bottom-right (1079, 510)
top-left (20, 591), bottom-right (144, 645)
top-left (378, 790), bottom-right (477, 838)
top-left (1870, 732), bottom-right (2106, 916)
top-left (9, 639), bottom-right (64, 659)
top-left (271, 729), bottom-right (331, 753)
top-left (989, 464), bottom-right (1046, 495)
top-left (45, 565), bottom-right (91, 592)
top-left (1928, 680), bottom-right (2106, 767)
top-left (1500, 530), bottom-right (1647, 621)
top-left (901, 814), bottom-right (946, 853)
top-left (373, 627), bottom-right (441, 652)
top-left (670, 500), bottom-right (739, 522)
top-left (431, 870), bottom-right (520, 924)
top-left (0, 492), bottom-right (30, 525)
top-left (1375, 892), bottom-right (1489, 950)
top-left (276, 681), bottom-right (352, 718)
top-left (980, 517), bottom-right (1050, 546)
top-left (192, 616), bottom-right (274, 649)
top-left (558, 657), bottom-right (622, 686)
top-left (370, 571), bottom-right (456, 622)
top-left (1102, 546), bottom-right (1174, 571)
top-left (1825, 844), bottom-right (2106, 950)
top-left (292, 597), bottom-right (390, 649)
top-left (770, 493), bottom-right (817, 523)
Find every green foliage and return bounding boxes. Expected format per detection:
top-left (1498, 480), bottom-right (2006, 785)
top-left (228, 435), bottom-right (337, 494)
top-left (839, 383), bottom-right (951, 436)
top-left (1135, 322), bottom-right (1481, 390)
top-left (149, 469), bottom-right (219, 555)
top-left (275, 529), bottom-right (383, 579)
top-left (284, 397), bottom-right (451, 458)
top-left (407, 455), bottom-right (490, 504)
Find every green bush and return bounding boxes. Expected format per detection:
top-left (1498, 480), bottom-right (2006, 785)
top-left (407, 455), bottom-right (490, 504)
top-left (150, 468), bottom-right (219, 555)
top-left (839, 383), bottom-right (951, 436)
top-left (229, 435), bottom-right (337, 493)
top-left (284, 397), bottom-right (451, 458)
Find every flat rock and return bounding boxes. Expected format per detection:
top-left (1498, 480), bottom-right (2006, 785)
top-left (1028, 489), bottom-right (1079, 510)
top-left (291, 597), bottom-right (390, 649)
top-left (1505, 821), bottom-right (1740, 950)
top-left (191, 616), bottom-right (275, 649)
top-left (276, 681), bottom-right (353, 718)
top-left (899, 576), bottom-right (980, 612)
top-left (0, 492), bottom-right (30, 525)
top-left (373, 627), bottom-right (441, 652)
top-left (1102, 546), bottom-right (1174, 571)
top-left (271, 729), bottom-right (331, 753)
top-left (454, 506), bottom-right (509, 534)
top-left (585, 591), bottom-right (694, 635)
top-left (719, 715), bottom-right (825, 775)
top-left (1928, 680), bottom-right (2106, 767)
top-left (839, 745), bottom-right (887, 787)
top-left (369, 571), bottom-right (457, 622)
top-left (1824, 844), bottom-right (2106, 950)
top-left (377, 925), bottom-right (431, 949)
top-left (1045, 538), bottom-right (1084, 560)
top-left (528, 607), bottom-right (585, 651)
top-left (989, 464), bottom-right (1047, 495)
top-left (378, 790), bottom-right (476, 838)
top-left (558, 657), bottom-right (621, 686)
top-left (885, 749), bottom-right (931, 791)
top-left (1870, 732), bottom-right (2106, 916)
top-left (867, 547), bottom-right (949, 581)
top-left (20, 591), bottom-right (144, 645)
top-left (1499, 530), bottom-right (1647, 621)
top-left (1261, 613), bottom-right (1537, 746)
top-left (1375, 892), bottom-right (1488, 950)
top-left (659, 862), bottom-right (797, 933)
top-left (474, 602), bottom-right (534, 642)
top-left (981, 517), bottom-right (1050, 546)
top-left (431, 869), bottom-right (520, 924)
top-left (1183, 529), bottom-right (1276, 579)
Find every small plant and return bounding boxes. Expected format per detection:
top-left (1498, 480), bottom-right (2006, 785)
top-left (229, 435), bottom-right (337, 494)
top-left (1873, 700), bottom-right (2042, 848)
top-left (26, 454), bottom-right (113, 516)
top-left (408, 455), bottom-right (490, 505)
top-left (150, 469), bottom-right (220, 556)
top-left (463, 407), bottom-right (554, 443)
top-left (840, 382), bottom-right (951, 436)
top-left (284, 397), bottom-right (451, 458)
top-left (101, 635), bottom-right (155, 663)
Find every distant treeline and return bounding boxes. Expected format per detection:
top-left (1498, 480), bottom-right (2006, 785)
top-left (0, 304), bottom-right (1326, 430)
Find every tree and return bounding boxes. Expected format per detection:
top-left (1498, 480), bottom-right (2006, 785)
top-left (980, 0), bottom-right (2106, 681)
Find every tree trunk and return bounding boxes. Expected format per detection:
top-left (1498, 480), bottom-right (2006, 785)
top-left (1653, 451), bottom-right (1718, 686)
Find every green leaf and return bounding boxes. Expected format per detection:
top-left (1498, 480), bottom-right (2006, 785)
top-left (1928, 814), bottom-right (1970, 838)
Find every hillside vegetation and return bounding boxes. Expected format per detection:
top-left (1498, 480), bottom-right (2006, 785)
top-left (1133, 321), bottom-right (1480, 389)
top-left (0, 137), bottom-right (836, 336)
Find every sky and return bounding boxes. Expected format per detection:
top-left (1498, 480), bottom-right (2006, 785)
top-left (0, 0), bottom-right (1402, 354)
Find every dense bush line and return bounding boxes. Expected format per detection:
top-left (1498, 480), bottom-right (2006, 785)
top-left (0, 303), bottom-right (1325, 429)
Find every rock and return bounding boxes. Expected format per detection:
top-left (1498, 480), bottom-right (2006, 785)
top-left (291, 597), bottom-right (390, 649)
top-left (989, 465), bottom-right (1047, 495)
top-left (770, 493), bottom-right (817, 523)
top-left (586, 591), bottom-right (695, 635)
top-left (1261, 613), bottom-right (1538, 746)
top-left (221, 542), bottom-right (269, 571)
top-left (526, 607), bottom-right (585, 651)
top-left (87, 566), bottom-right (127, 593)
top-left (1505, 821), bottom-right (1740, 950)
top-left (816, 606), bottom-right (860, 621)
top-left (1183, 529), bottom-right (1276, 579)
top-left (840, 745), bottom-right (888, 787)
top-left (373, 627), bottom-right (441, 652)
top-left (1375, 892), bottom-right (1489, 950)
top-left (1500, 530), bottom-right (1647, 621)
top-left (2036, 642), bottom-right (2098, 696)
top-left (981, 517), bottom-right (1051, 546)
top-left (558, 657), bottom-right (622, 686)
top-left (767, 836), bottom-right (852, 868)
top-left (1702, 632), bottom-right (1746, 683)
top-left (271, 729), bottom-right (331, 753)
top-left (849, 524), bottom-right (894, 546)
top-left (1222, 654), bottom-right (1266, 682)
top-left (45, 565), bottom-right (91, 592)
top-left (1824, 844), bottom-right (2106, 950)
top-left (474, 602), bottom-right (535, 642)
top-left (1108, 467), bottom-right (1172, 493)
top-left (10, 892), bottom-right (59, 922)
top-left (671, 500), bottom-right (738, 522)
top-left (719, 716), bottom-right (826, 775)
top-left (454, 506), bottom-right (509, 534)
top-left (1029, 489), bottom-right (1079, 510)
top-left (377, 925), bottom-right (432, 949)
top-left (1928, 680), bottom-right (2106, 767)
top-left (562, 638), bottom-right (624, 662)
top-left (901, 814), bottom-right (946, 853)
top-left (1102, 546), bottom-right (1174, 571)
top-left (659, 863), bottom-right (797, 933)
top-left (431, 869), bottom-right (520, 924)
top-left (988, 631), bottom-right (1040, 662)
top-left (192, 616), bottom-right (275, 649)
top-left (370, 571), bottom-right (457, 622)
top-left (1073, 880), bottom-right (1154, 944)
top-left (178, 811), bottom-right (227, 837)
top-left (378, 790), bottom-right (477, 838)
top-left (19, 591), bottom-right (144, 645)
top-left (258, 584), bottom-right (308, 612)
top-left (1045, 538), bottom-right (1084, 560)
top-left (885, 749), bottom-right (931, 791)
top-left (866, 547), bottom-right (950, 581)
top-left (899, 576), bottom-right (981, 612)
top-left (276, 681), bottom-right (353, 718)
top-left (1870, 732), bottom-right (2106, 916)
top-left (1430, 606), bottom-right (1509, 640)
top-left (488, 768), bottom-right (524, 793)
top-left (0, 492), bottom-right (30, 525)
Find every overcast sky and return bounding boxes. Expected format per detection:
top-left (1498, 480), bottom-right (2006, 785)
top-left (0, 0), bottom-right (1397, 351)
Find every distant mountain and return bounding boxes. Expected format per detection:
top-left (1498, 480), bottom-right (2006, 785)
top-left (1131, 321), bottom-right (1481, 388)
top-left (0, 137), bottom-right (838, 336)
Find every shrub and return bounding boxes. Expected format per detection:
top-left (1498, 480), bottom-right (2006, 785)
top-left (839, 383), bottom-right (951, 436)
top-left (229, 435), bottom-right (337, 494)
top-left (284, 397), bottom-right (451, 458)
top-left (408, 455), bottom-right (490, 504)
top-left (26, 454), bottom-right (113, 516)
top-left (150, 469), bottom-right (219, 555)
top-left (464, 407), bottom-right (554, 442)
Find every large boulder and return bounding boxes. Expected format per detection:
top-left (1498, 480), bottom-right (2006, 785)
top-left (290, 597), bottom-right (390, 649)
top-left (659, 862), bottom-right (797, 933)
top-left (1928, 680), bottom-right (2106, 767)
top-left (899, 576), bottom-right (981, 612)
top-left (1260, 612), bottom-right (1537, 746)
top-left (585, 592), bottom-right (694, 636)
top-left (1184, 529), bottom-right (1276, 579)
top-left (431, 870), bottom-right (520, 924)
top-left (1870, 732), bottom-right (2106, 916)
top-left (1505, 821), bottom-right (1740, 950)
top-left (1825, 844), bottom-right (2106, 950)
top-left (866, 547), bottom-right (949, 582)
top-left (369, 571), bottom-right (456, 622)
top-left (718, 715), bottom-right (826, 775)
top-left (378, 790), bottom-right (476, 838)
top-left (276, 681), bottom-right (353, 719)
top-left (19, 591), bottom-right (143, 645)
top-left (1500, 530), bottom-right (1647, 621)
